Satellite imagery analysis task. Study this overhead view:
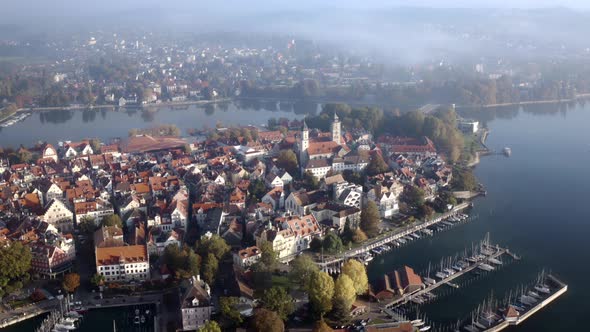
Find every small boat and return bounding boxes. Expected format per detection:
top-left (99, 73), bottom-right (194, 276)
top-left (135, 309), bottom-right (140, 315)
top-left (424, 277), bottom-right (437, 285)
top-left (436, 271), bottom-right (448, 279)
top-left (419, 326), bottom-right (431, 331)
top-left (534, 284), bottom-right (551, 294)
top-left (410, 319), bottom-right (423, 326)
top-left (134, 316), bottom-right (140, 325)
top-left (140, 315), bottom-right (146, 324)
top-left (503, 147), bottom-right (512, 157)
top-left (478, 263), bottom-right (494, 272)
top-left (488, 258), bottom-right (503, 265)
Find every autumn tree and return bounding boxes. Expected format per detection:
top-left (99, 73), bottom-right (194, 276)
top-left (330, 275), bottom-right (356, 324)
top-left (312, 320), bottom-right (334, 332)
top-left (308, 271), bottom-right (335, 316)
top-left (90, 273), bottom-right (105, 287)
top-left (352, 229), bottom-right (368, 243)
top-left (250, 309), bottom-right (284, 332)
top-left (89, 138), bottom-right (101, 153)
top-left (259, 286), bottom-right (295, 320)
top-left (62, 273), bottom-right (81, 293)
top-left (360, 201), bottom-right (380, 237)
top-left (341, 259), bottom-right (368, 296)
top-left (402, 185), bottom-right (425, 208)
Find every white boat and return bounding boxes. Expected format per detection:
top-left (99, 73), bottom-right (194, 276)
top-left (411, 233), bottom-right (421, 239)
top-left (54, 323), bottom-right (76, 331)
top-left (363, 254), bottom-right (374, 263)
top-left (134, 316), bottom-right (140, 324)
top-left (436, 271), bottom-right (448, 279)
top-left (424, 277), bottom-right (437, 285)
top-left (477, 263), bottom-right (494, 272)
top-left (398, 238), bottom-right (407, 244)
top-left (411, 319), bottom-right (423, 326)
top-left (534, 285), bottom-right (551, 294)
top-left (488, 258), bottom-right (503, 265)
top-left (419, 326), bottom-right (431, 331)
top-left (140, 315), bottom-right (145, 324)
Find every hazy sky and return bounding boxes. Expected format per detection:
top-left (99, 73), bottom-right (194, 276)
top-left (3, 0), bottom-right (590, 17)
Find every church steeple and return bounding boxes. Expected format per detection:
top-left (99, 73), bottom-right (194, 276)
top-left (300, 118), bottom-right (309, 164)
top-left (331, 112), bottom-right (341, 144)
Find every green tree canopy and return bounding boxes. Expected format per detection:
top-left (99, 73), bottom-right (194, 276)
top-left (451, 167), bottom-right (478, 191)
top-left (402, 185), bottom-right (425, 208)
top-left (249, 308), bottom-right (285, 332)
top-left (0, 242), bottom-right (32, 283)
top-left (201, 253), bottom-right (219, 285)
top-left (308, 271), bottom-right (335, 316)
top-left (360, 201), bottom-right (380, 238)
top-left (288, 254), bottom-right (320, 290)
top-left (366, 153), bottom-right (389, 176)
top-left (198, 320), bottom-right (222, 332)
top-left (196, 235), bottom-right (230, 260)
top-left (162, 244), bottom-right (201, 279)
top-left (303, 171), bottom-right (319, 190)
top-left (101, 214), bottom-right (123, 228)
top-left (257, 240), bottom-right (279, 271)
top-left (220, 296), bottom-right (243, 326)
top-left (259, 286), bottom-right (295, 320)
top-left (276, 150), bottom-right (299, 175)
top-left (341, 259), bottom-right (368, 296)
top-left (322, 233), bottom-right (344, 254)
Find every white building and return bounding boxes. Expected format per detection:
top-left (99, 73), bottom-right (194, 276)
top-left (334, 182), bottom-right (363, 209)
top-left (95, 245), bottom-right (149, 282)
top-left (233, 246), bottom-right (262, 271)
top-left (181, 276), bottom-right (213, 331)
top-left (40, 199), bottom-right (74, 232)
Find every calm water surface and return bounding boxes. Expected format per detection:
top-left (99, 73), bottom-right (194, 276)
top-left (0, 100), bottom-right (317, 147)
top-left (368, 102), bottom-right (590, 331)
top-left (2, 101), bottom-right (589, 331)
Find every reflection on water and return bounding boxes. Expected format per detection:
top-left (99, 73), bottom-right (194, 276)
top-left (0, 100), bottom-right (319, 147)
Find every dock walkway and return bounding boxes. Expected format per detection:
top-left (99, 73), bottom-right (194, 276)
top-left (384, 246), bottom-right (509, 308)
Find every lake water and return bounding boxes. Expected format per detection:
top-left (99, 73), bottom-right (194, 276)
top-left (368, 101), bottom-right (590, 331)
top-left (1, 101), bottom-right (589, 331)
top-left (0, 100), bottom-right (318, 148)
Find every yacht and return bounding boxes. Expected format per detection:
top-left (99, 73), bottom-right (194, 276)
top-left (478, 263), bottom-right (494, 272)
top-left (488, 258), bottom-right (503, 265)
top-left (534, 284), bottom-right (551, 294)
top-left (419, 326), bottom-right (431, 331)
top-left (436, 271), bottom-right (448, 279)
top-left (424, 277), bottom-right (437, 285)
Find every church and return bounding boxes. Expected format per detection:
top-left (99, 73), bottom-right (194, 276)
top-left (296, 113), bottom-right (367, 179)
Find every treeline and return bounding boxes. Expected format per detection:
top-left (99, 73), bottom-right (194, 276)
top-left (275, 103), bottom-right (465, 162)
top-left (129, 124), bottom-right (181, 137)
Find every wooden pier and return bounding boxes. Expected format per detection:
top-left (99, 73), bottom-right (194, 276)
top-left (384, 246), bottom-right (511, 308)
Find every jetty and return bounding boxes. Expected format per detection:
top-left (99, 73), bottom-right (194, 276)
top-left (384, 244), bottom-right (514, 308)
top-left (314, 202), bottom-right (473, 273)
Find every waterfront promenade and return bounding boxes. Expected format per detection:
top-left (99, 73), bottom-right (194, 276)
top-left (308, 202), bottom-right (472, 270)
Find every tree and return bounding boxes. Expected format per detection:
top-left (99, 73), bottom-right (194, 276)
top-left (360, 201), bottom-right (380, 238)
top-left (201, 253), bottom-right (219, 285)
top-left (352, 229), bottom-right (368, 244)
top-left (402, 185), bottom-right (425, 207)
top-left (303, 171), bottom-right (319, 190)
top-left (248, 180), bottom-right (267, 201)
top-left (220, 297), bottom-right (243, 325)
top-left (198, 320), bottom-right (222, 332)
top-left (162, 244), bottom-right (201, 279)
top-left (341, 259), bottom-right (368, 296)
top-left (196, 235), bottom-right (230, 260)
top-left (276, 150), bottom-right (299, 175)
top-left (78, 216), bottom-right (97, 234)
top-left (312, 320), bottom-right (334, 332)
top-left (62, 273), bottom-right (80, 293)
top-left (308, 271), bottom-right (334, 316)
top-left (259, 287), bottom-right (295, 320)
top-left (101, 214), bottom-right (123, 228)
top-left (258, 241), bottom-right (279, 271)
top-left (419, 204), bottom-right (435, 219)
top-left (331, 275), bottom-right (356, 324)
top-left (0, 242), bottom-right (32, 285)
top-left (288, 254), bottom-right (319, 290)
top-left (309, 237), bottom-right (323, 252)
top-left (322, 233), bottom-right (343, 254)
top-left (366, 153), bottom-right (389, 176)
top-left (89, 138), bottom-right (101, 153)
top-left (90, 273), bottom-right (105, 287)
top-left (250, 309), bottom-right (284, 332)
top-left (451, 167), bottom-right (478, 191)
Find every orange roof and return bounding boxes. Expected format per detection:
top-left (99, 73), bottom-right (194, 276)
top-left (95, 245), bottom-right (147, 266)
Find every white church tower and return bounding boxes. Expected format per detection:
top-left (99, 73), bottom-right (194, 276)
top-left (300, 119), bottom-right (309, 164)
top-left (331, 113), bottom-right (341, 144)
